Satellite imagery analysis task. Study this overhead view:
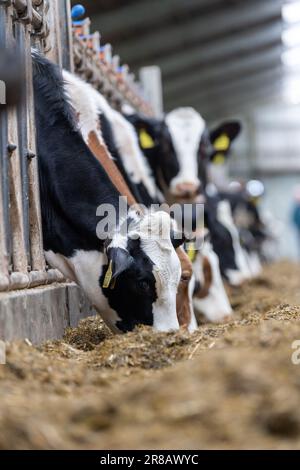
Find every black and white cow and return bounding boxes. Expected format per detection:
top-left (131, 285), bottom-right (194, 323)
top-left (204, 194), bottom-right (251, 284)
top-left (32, 50), bottom-right (184, 333)
top-left (122, 109), bottom-right (236, 316)
top-left (64, 71), bottom-right (163, 207)
top-left (218, 187), bottom-right (266, 276)
top-left (191, 233), bottom-right (232, 322)
top-left (62, 70), bottom-right (198, 332)
top-left (126, 107), bottom-right (250, 286)
top-left (62, 69), bottom-right (239, 321)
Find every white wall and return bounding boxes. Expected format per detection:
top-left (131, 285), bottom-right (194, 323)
top-left (260, 175), bottom-right (299, 261)
top-left (217, 100), bottom-right (300, 260)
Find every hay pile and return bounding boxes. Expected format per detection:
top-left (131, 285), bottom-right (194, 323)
top-left (0, 261), bottom-right (300, 449)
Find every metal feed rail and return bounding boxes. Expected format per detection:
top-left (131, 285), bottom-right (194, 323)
top-left (0, 0), bottom-right (153, 293)
top-left (0, 0), bottom-right (69, 292)
top-left (72, 15), bottom-right (153, 116)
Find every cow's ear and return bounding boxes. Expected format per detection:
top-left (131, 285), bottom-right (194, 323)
top-left (209, 121), bottom-right (241, 163)
top-left (125, 113), bottom-right (151, 131)
top-left (126, 114), bottom-right (162, 149)
top-left (170, 230), bottom-right (186, 249)
top-left (104, 248), bottom-right (134, 286)
top-left (210, 121), bottom-right (241, 148)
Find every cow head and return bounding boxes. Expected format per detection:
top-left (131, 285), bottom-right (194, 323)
top-left (126, 108), bottom-right (208, 203)
top-left (133, 114), bottom-right (242, 206)
top-left (100, 211), bottom-right (184, 332)
top-left (125, 113), bottom-right (181, 198)
top-left (165, 107), bottom-right (206, 201)
top-left (192, 238), bottom-right (233, 323)
top-left (205, 197), bottom-right (251, 286)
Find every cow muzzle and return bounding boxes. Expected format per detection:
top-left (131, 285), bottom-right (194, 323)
top-left (172, 182), bottom-right (200, 201)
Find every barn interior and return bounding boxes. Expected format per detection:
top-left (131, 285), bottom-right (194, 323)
top-left (1, 0), bottom-right (300, 454)
top-left (77, 0), bottom-right (300, 260)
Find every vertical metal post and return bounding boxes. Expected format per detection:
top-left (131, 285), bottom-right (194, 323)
top-left (15, 22), bottom-right (31, 267)
top-left (58, 0), bottom-right (74, 72)
top-left (7, 106), bottom-right (28, 274)
top-left (26, 45), bottom-right (45, 272)
top-left (5, 1), bottom-right (29, 286)
top-left (0, 1), bottom-right (12, 281)
top-left (45, 0), bottom-right (63, 66)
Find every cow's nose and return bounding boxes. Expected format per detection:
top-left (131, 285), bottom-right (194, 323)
top-left (174, 182), bottom-right (200, 199)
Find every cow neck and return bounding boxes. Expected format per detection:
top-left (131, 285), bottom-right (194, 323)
top-left (36, 114), bottom-right (125, 254)
top-left (87, 130), bottom-right (144, 214)
top-left (32, 53), bottom-right (133, 254)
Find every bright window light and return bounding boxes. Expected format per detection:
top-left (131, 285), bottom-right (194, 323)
top-left (282, 46), bottom-right (300, 67)
top-left (282, 24), bottom-right (300, 47)
top-left (283, 76), bottom-right (300, 104)
top-left (282, 1), bottom-right (300, 24)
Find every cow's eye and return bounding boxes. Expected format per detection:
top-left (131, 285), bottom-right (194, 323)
top-left (138, 280), bottom-right (150, 293)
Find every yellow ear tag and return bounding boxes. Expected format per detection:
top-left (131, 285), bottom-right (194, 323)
top-left (214, 133), bottom-right (230, 151)
top-left (103, 260), bottom-right (113, 288)
top-left (250, 196), bottom-right (260, 206)
top-left (139, 128), bottom-right (155, 149)
top-left (213, 153), bottom-right (226, 165)
top-left (187, 242), bottom-right (197, 263)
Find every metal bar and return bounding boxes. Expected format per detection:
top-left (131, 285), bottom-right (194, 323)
top-left (0, 0), bottom-right (152, 295)
top-left (58, 0), bottom-right (74, 72)
top-left (0, 111), bottom-right (10, 266)
top-left (25, 0), bottom-right (55, 273)
top-left (13, 0), bottom-right (43, 29)
top-left (7, 106), bottom-right (28, 273)
top-left (0, 0), bottom-right (66, 290)
top-left (15, 21), bottom-right (31, 267)
top-left (2, 3), bottom-right (29, 275)
top-left (0, 3), bottom-right (12, 272)
top-left (73, 34), bottom-right (153, 116)
top-left (45, 0), bottom-right (62, 66)
top-left (0, 268), bottom-right (65, 292)
top-left (26, 31), bottom-right (46, 272)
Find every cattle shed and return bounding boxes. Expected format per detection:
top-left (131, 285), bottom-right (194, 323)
top-left (0, 0), bottom-right (151, 343)
top-left (1, 0), bottom-right (300, 453)
top-left (82, 0), bottom-right (300, 260)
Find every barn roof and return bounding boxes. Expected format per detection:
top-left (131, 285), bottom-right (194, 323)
top-left (75, 0), bottom-right (288, 119)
